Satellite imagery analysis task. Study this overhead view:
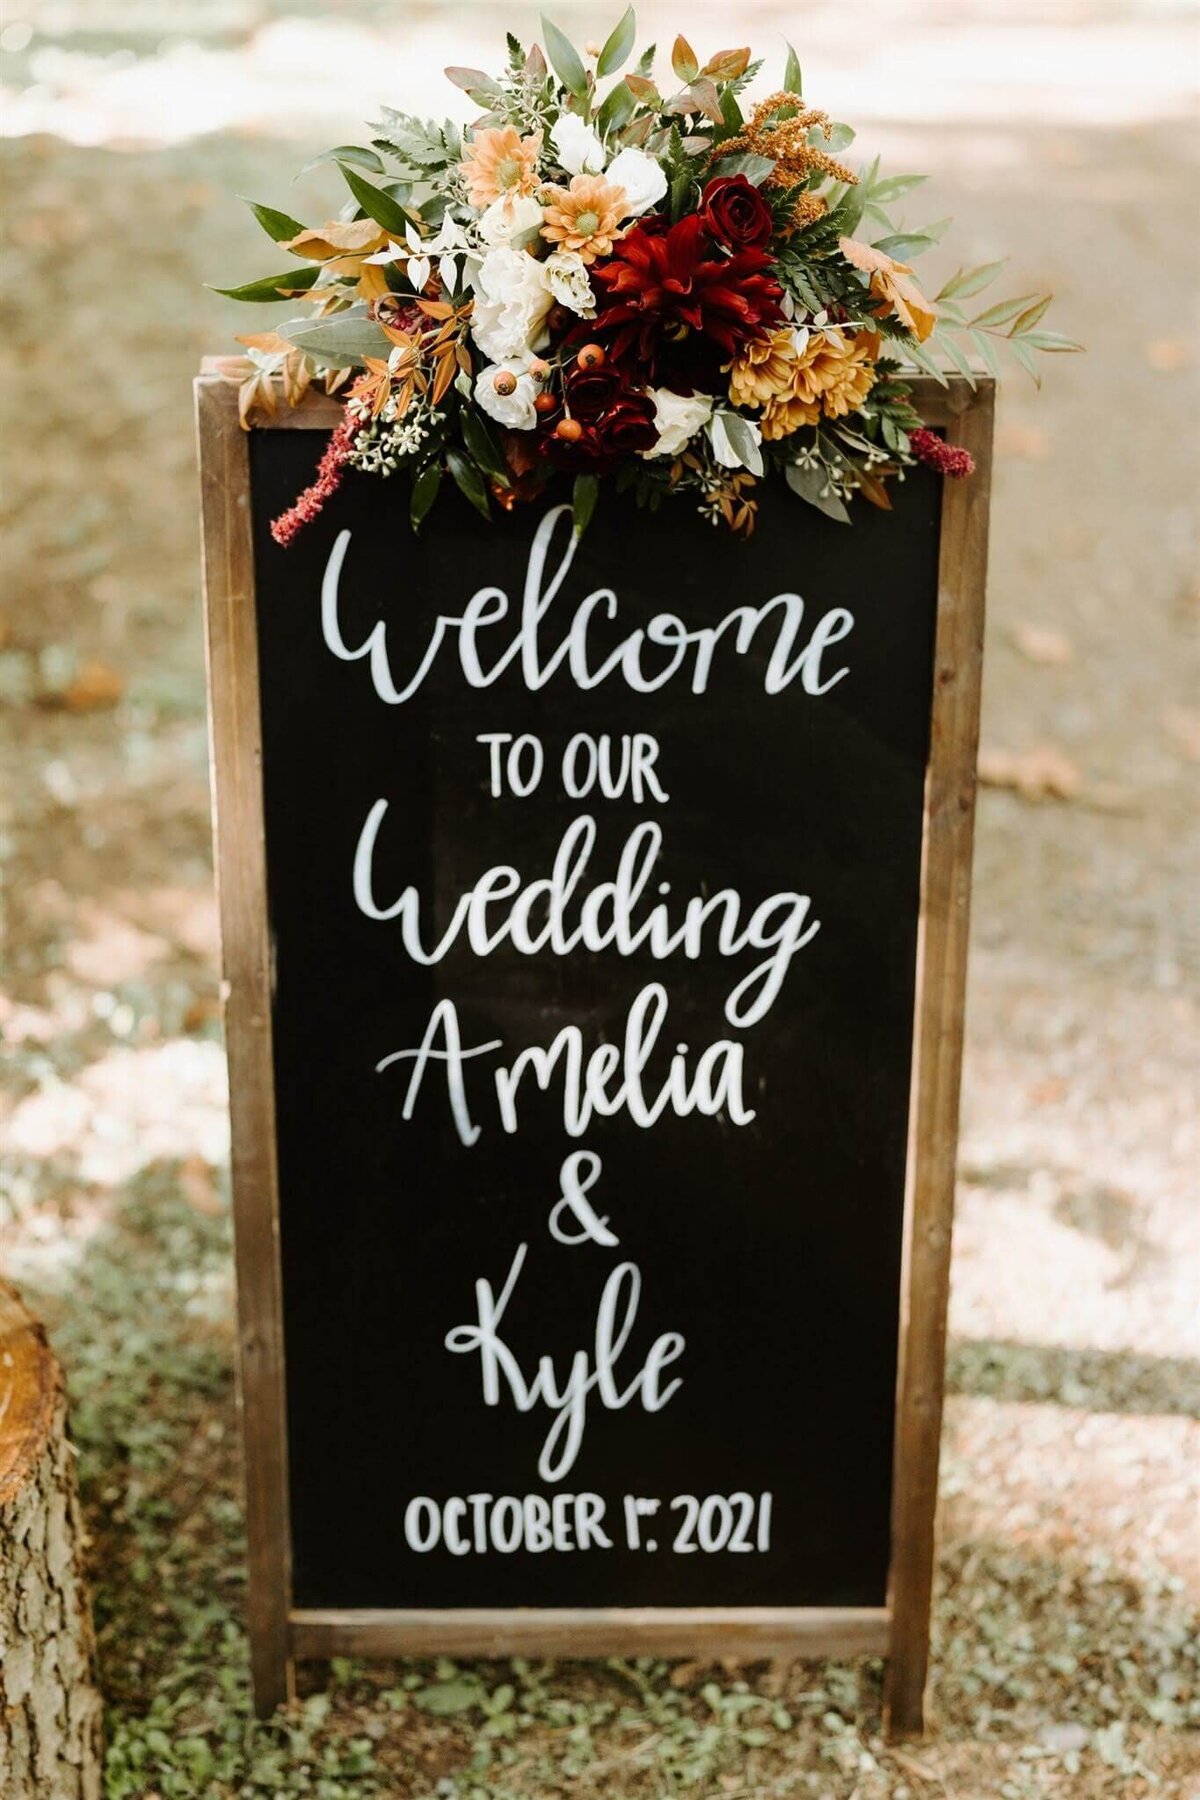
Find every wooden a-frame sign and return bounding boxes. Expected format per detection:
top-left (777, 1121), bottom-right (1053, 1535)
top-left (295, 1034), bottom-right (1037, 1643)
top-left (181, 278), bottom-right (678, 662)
top-left (196, 366), bottom-right (992, 1734)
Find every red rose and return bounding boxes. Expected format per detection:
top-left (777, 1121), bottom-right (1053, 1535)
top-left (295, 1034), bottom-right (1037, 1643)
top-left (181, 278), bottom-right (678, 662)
top-left (541, 385), bottom-right (658, 471)
top-left (587, 213), bottom-right (783, 390)
top-left (700, 175), bottom-right (774, 251)
top-left (563, 363), bottom-right (623, 421)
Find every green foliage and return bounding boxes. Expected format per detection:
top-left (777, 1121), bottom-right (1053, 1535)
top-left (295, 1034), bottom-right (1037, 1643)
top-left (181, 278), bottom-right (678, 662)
top-left (337, 162), bottom-right (411, 235)
top-left (241, 198), bottom-right (307, 244)
top-left (572, 472), bottom-right (600, 538)
top-left (208, 266), bottom-right (320, 303)
top-left (409, 461), bottom-right (442, 531)
top-left (540, 15), bottom-right (588, 97)
top-left (298, 143), bottom-right (384, 178)
top-left (370, 109), bottom-right (461, 173)
top-left (597, 6), bottom-right (637, 77)
top-left (278, 313), bottom-right (392, 368)
top-left (663, 123), bottom-right (699, 222)
top-left (446, 447), bottom-right (492, 519)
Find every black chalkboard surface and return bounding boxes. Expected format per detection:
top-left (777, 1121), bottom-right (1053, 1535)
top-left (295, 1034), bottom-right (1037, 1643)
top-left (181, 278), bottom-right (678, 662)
top-left (197, 372), bottom-right (992, 1725)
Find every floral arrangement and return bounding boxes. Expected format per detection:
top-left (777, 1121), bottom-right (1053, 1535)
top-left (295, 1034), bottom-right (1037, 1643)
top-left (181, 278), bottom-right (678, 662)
top-left (214, 13), bottom-right (1078, 544)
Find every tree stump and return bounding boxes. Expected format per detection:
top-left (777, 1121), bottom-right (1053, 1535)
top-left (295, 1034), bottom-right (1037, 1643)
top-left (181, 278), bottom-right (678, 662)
top-left (0, 1280), bottom-right (103, 1800)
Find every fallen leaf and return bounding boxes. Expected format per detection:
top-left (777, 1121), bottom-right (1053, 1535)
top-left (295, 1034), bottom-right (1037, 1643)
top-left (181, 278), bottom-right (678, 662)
top-left (1012, 622), bottom-right (1073, 665)
top-left (1162, 705), bottom-right (1200, 761)
top-left (978, 745), bottom-right (1082, 802)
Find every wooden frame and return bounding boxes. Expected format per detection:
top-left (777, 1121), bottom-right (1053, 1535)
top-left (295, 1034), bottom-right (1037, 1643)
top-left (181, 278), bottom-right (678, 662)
top-left (195, 368), bottom-right (993, 1731)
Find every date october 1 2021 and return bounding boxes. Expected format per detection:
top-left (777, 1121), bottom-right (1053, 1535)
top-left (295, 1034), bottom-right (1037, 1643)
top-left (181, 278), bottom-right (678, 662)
top-left (402, 1490), bottom-right (774, 1557)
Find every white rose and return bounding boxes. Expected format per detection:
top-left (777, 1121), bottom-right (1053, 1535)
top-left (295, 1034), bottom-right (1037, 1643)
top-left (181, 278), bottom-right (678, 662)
top-left (550, 112), bottom-right (605, 176)
top-left (475, 363), bottom-right (539, 431)
top-left (642, 388), bottom-right (714, 459)
top-left (470, 246), bottom-right (554, 362)
top-left (478, 192), bottom-right (545, 248)
top-left (544, 249), bottom-right (596, 318)
top-left (604, 147), bottom-right (669, 218)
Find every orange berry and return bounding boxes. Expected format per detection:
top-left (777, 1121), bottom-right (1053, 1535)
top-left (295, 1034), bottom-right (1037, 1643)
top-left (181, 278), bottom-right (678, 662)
top-left (555, 417), bottom-right (584, 443)
top-left (492, 369), bottom-right (519, 397)
top-left (529, 357), bottom-right (550, 379)
top-left (534, 391), bottom-right (559, 415)
top-left (576, 344), bottom-right (606, 371)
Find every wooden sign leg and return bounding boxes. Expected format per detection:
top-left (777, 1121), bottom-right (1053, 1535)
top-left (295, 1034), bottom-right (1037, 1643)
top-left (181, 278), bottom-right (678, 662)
top-left (196, 377), bottom-right (297, 1720)
top-left (884, 383), bottom-right (994, 1739)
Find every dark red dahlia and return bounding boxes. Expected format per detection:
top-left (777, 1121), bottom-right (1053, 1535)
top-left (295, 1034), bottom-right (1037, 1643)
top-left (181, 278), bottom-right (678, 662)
top-left (587, 212), bottom-right (784, 390)
top-left (699, 174), bottom-right (775, 251)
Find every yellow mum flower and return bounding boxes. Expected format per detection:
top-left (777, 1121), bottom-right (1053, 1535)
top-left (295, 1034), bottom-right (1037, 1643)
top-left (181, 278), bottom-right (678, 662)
top-left (730, 327), bottom-right (880, 440)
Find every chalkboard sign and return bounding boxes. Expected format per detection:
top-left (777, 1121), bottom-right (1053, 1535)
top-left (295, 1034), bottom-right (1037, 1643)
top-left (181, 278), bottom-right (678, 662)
top-left (197, 370), bottom-right (992, 1732)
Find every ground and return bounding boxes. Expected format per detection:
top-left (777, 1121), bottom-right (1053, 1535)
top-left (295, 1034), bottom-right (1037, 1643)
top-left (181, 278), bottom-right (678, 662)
top-left (1, 2), bottom-right (1198, 1796)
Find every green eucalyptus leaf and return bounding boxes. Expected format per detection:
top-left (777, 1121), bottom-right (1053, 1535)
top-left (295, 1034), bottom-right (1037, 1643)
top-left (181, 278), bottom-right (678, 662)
top-left (209, 266), bottom-right (321, 303)
top-left (445, 66), bottom-right (503, 97)
top-left (242, 199), bottom-right (308, 244)
top-left (715, 85), bottom-right (744, 140)
top-left (785, 461), bottom-right (850, 522)
top-left (596, 76), bottom-right (637, 137)
top-left (279, 313), bottom-right (391, 367)
top-left (410, 462), bottom-right (442, 531)
top-left (540, 15), bottom-right (588, 95)
top-left (338, 164), bottom-right (411, 235)
top-left (299, 144), bottom-right (385, 177)
top-left (783, 39), bottom-right (802, 94)
top-left (710, 151), bottom-right (774, 186)
top-left (597, 6), bottom-right (636, 77)
top-left (446, 449), bottom-right (492, 520)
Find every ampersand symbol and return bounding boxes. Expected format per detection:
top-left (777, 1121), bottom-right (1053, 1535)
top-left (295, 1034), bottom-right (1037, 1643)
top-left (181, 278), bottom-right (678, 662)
top-left (548, 1150), bottom-right (619, 1247)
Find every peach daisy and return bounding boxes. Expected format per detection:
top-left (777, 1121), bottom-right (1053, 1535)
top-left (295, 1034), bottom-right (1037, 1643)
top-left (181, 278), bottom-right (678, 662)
top-left (540, 175), bottom-right (628, 264)
top-left (461, 125), bottom-right (543, 210)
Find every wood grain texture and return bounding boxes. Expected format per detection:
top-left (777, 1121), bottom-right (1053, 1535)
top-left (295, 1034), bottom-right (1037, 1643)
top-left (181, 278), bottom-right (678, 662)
top-left (196, 366), bottom-right (990, 1727)
top-left (290, 1607), bottom-right (891, 1662)
top-left (0, 1282), bottom-right (103, 1799)
top-left (195, 375), bottom-right (295, 1715)
top-left (885, 378), bottom-right (995, 1738)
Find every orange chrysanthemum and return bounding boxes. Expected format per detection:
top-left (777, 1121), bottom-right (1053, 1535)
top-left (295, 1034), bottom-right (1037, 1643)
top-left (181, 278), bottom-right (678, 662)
top-left (461, 125), bottom-right (543, 209)
top-left (730, 327), bottom-right (880, 439)
top-left (540, 175), bottom-right (628, 264)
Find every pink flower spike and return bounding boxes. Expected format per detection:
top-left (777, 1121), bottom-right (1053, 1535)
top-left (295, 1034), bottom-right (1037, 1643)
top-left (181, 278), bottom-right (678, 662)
top-left (909, 427), bottom-right (976, 480)
top-left (270, 412), bottom-right (361, 546)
